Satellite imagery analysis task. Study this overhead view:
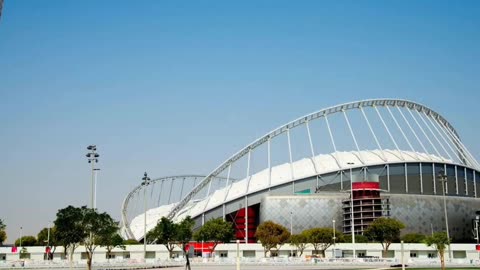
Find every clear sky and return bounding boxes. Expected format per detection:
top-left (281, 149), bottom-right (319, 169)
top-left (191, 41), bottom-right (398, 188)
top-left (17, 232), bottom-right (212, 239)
top-left (1, 0), bottom-right (479, 243)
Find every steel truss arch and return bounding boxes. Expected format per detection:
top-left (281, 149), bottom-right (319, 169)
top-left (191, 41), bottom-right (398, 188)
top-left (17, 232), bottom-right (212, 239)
top-left (121, 174), bottom-right (211, 240)
top-left (167, 98), bottom-right (476, 219)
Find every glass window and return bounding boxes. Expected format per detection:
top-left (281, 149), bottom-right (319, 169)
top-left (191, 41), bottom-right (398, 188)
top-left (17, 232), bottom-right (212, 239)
top-left (145, 251), bottom-right (155, 259)
top-left (446, 165), bottom-right (456, 195)
top-left (407, 163), bottom-right (421, 194)
top-left (389, 164), bottom-right (406, 194)
top-left (476, 171), bottom-right (480, 198)
top-left (421, 163), bottom-right (434, 195)
top-left (457, 166), bottom-right (466, 196)
top-left (467, 169), bottom-right (474, 197)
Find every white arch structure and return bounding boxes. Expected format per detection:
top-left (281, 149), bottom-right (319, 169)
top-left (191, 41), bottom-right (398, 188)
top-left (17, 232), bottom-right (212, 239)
top-left (121, 175), bottom-right (230, 240)
top-left (167, 99), bottom-right (479, 220)
top-left (122, 98), bottom-right (480, 241)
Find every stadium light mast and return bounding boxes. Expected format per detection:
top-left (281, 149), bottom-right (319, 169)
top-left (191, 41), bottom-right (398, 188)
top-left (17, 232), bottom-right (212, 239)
top-left (438, 170), bottom-right (451, 260)
top-left (86, 145), bottom-right (99, 209)
top-left (142, 172), bottom-right (151, 260)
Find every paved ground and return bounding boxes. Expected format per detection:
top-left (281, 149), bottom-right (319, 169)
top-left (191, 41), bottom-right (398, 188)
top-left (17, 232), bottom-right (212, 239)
top-left (157, 265), bottom-right (381, 270)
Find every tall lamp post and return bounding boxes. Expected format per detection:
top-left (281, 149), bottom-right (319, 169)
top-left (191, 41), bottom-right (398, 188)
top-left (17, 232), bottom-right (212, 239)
top-left (142, 172), bottom-right (151, 260)
top-left (332, 219), bottom-right (336, 258)
top-left (438, 170), bottom-right (451, 260)
top-left (86, 145), bottom-right (99, 209)
top-left (290, 211), bottom-right (293, 257)
top-left (93, 168), bottom-right (101, 209)
top-left (347, 162), bottom-right (356, 258)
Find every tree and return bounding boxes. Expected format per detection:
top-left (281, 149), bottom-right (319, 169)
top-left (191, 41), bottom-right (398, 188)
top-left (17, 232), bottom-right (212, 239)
top-left (304, 228), bottom-right (342, 257)
top-left (255, 221), bottom-right (290, 257)
top-left (175, 216), bottom-right (194, 270)
top-left (54, 205), bottom-right (119, 270)
top-left (100, 233), bottom-right (125, 260)
top-left (123, 239), bottom-right (140, 245)
top-left (343, 234), bottom-right (369, 243)
top-left (82, 208), bottom-right (119, 270)
top-left (425, 232), bottom-right (450, 270)
top-left (0, 219), bottom-right (6, 245)
top-left (402, 233), bottom-right (426, 243)
top-left (193, 218), bottom-right (234, 254)
top-left (15, 236), bottom-right (37, 246)
top-left (364, 217), bottom-right (405, 257)
top-left (0, 231), bottom-right (5, 246)
top-left (289, 233), bottom-right (308, 257)
top-left (54, 206), bottom-right (86, 262)
top-left (37, 227), bottom-right (58, 259)
top-left (147, 217), bottom-right (178, 259)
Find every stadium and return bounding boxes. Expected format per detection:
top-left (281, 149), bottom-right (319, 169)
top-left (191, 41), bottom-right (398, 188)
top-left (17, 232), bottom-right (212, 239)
top-left (121, 99), bottom-right (480, 244)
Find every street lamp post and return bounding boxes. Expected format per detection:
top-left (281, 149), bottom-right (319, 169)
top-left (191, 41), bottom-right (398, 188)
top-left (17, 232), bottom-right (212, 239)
top-left (475, 215), bottom-right (480, 244)
top-left (347, 162), bottom-right (356, 258)
top-left (290, 211), bottom-right (293, 257)
top-left (332, 219), bottom-right (336, 258)
top-left (20, 226), bottom-right (23, 248)
top-left (438, 170), bottom-right (451, 261)
top-left (86, 145), bottom-right (99, 209)
top-left (47, 223), bottom-right (50, 247)
top-left (142, 172), bottom-right (151, 260)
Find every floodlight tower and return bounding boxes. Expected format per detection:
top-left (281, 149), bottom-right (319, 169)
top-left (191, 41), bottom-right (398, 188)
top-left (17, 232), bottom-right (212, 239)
top-left (142, 172), bottom-right (151, 259)
top-left (86, 145), bottom-right (99, 209)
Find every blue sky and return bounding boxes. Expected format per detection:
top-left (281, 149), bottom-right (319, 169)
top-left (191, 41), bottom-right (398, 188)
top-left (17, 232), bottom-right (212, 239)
top-left (1, 0), bottom-right (479, 242)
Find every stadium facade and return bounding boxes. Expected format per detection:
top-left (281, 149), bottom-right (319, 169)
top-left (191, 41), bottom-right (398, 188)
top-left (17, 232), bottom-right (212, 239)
top-left (121, 99), bottom-right (480, 243)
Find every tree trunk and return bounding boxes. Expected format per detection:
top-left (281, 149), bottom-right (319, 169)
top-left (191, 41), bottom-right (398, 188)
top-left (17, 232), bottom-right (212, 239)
top-left (440, 251), bottom-right (445, 270)
top-left (382, 249), bottom-right (387, 258)
top-left (87, 256), bottom-right (92, 270)
top-left (320, 249), bottom-right (325, 258)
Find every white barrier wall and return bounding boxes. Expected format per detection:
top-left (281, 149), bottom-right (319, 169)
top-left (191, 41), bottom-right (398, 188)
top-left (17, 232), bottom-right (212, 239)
top-left (0, 242), bottom-right (479, 264)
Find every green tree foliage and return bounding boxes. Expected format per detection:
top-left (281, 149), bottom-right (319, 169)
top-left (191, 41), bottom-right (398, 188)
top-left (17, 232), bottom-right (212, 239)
top-left (364, 217), bottom-right (405, 257)
top-left (37, 227), bottom-right (58, 246)
top-left (15, 236), bottom-right (37, 246)
top-left (255, 221), bottom-right (290, 257)
top-left (123, 239), bottom-right (140, 245)
top-left (54, 206), bottom-right (119, 270)
top-left (425, 232), bottom-right (450, 270)
top-left (82, 208), bottom-right (119, 270)
top-left (289, 233), bottom-right (308, 257)
top-left (100, 233), bottom-right (125, 260)
top-left (54, 205), bottom-right (85, 261)
top-left (304, 227), bottom-right (342, 257)
top-left (193, 218), bottom-right (234, 253)
top-left (175, 216), bottom-right (194, 270)
top-left (146, 217), bottom-right (178, 259)
top-left (402, 233), bottom-right (426, 243)
top-left (343, 234), bottom-right (369, 243)
top-left (0, 219), bottom-right (6, 245)
top-left (37, 227), bottom-right (58, 259)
